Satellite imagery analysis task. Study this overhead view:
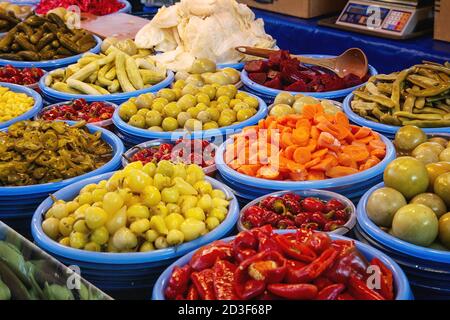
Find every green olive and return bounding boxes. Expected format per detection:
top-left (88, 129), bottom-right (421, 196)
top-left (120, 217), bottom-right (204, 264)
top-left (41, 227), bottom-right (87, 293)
top-left (367, 187), bottom-right (407, 227)
top-left (384, 156), bottom-right (429, 199)
top-left (411, 193), bottom-right (447, 218)
top-left (392, 204), bottom-right (438, 247)
top-left (274, 92), bottom-right (295, 106)
top-left (394, 125), bottom-right (427, 152)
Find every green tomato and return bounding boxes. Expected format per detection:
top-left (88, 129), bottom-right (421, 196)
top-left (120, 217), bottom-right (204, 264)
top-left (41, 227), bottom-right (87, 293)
top-left (366, 187), bottom-right (407, 227)
top-left (434, 172), bottom-right (450, 207)
top-left (394, 125), bottom-right (427, 152)
top-left (161, 117), bottom-right (179, 131)
top-left (392, 204), bottom-right (438, 246)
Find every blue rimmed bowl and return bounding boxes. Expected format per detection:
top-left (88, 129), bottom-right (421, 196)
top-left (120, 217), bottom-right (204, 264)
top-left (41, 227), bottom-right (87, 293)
top-left (0, 35), bottom-right (102, 71)
top-left (343, 93), bottom-right (450, 138)
top-left (241, 54), bottom-right (378, 104)
top-left (31, 172), bottom-right (239, 292)
top-left (39, 70), bottom-right (174, 105)
top-left (215, 133), bottom-right (395, 203)
top-left (152, 230), bottom-right (413, 300)
top-left (357, 182), bottom-right (450, 299)
top-left (0, 82), bottom-right (43, 129)
top-left (113, 91), bottom-right (268, 146)
top-left (0, 122), bottom-right (124, 237)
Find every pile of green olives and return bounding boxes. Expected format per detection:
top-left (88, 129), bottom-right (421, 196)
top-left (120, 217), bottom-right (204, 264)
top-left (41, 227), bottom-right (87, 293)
top-left (119, 84), bottom-right (259, 132)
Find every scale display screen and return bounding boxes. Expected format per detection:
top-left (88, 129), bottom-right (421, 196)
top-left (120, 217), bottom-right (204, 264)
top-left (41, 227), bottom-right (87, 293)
top-left (338, 3), bottom-right (390, 26)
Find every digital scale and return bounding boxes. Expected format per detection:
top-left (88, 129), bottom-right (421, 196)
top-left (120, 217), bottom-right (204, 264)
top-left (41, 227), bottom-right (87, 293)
top-left (319, 0), bottom-right (434, 39)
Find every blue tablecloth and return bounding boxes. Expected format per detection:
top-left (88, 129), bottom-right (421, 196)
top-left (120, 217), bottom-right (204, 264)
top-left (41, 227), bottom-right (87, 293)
top-left (254, 9), bottom-right (450, 73)
top-left (140, 7), bottom-right (450, 73)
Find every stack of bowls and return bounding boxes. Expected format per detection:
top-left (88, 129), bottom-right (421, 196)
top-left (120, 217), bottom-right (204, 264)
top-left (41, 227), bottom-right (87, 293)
top-left (0, 82), bottom-right (43, 129)
top-left (31, 172), bottom-right (240, 297)
top-left (39, 71), bottom-right (175, 105)
top-left (151, 230), bottom-right (413, 300)
top-left (215, 134), bottom-right (396, 204)
top-left (112, 91), bottom-right (268, 148)
top-left (0, 123), bottom-right (124, 237)
top-left (343, 94), bottom-right (450, 139)
top-left (356, 183), bottom-right (450, 300)
top-left (0, 36), bottom-right (102, 71)
top-left (241, 54), bottom-right (378, 104)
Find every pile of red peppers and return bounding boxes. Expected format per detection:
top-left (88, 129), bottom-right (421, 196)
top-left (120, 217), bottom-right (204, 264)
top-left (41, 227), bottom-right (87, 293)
top-left (164, 226), bottom-right (395, 300)
top-left (36, 0), bottom-right (125, 16)
top-left (242, 193), bottom-right (350, 231)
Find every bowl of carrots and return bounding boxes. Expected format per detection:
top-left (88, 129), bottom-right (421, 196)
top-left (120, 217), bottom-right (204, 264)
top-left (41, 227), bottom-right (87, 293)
top-left (215, 104), bottom-right (396, 202)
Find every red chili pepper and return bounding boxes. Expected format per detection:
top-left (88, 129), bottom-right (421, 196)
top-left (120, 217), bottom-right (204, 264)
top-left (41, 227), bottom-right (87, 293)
top-left (302, 197), bottom-right (325, 212)
top-left (235, 248), bottom-right (257, 263)
top-left (337, 292), bottom-right (356, 300)
top-left (348, 274), bottom-right (385, 300)
top-left (325, 199), bottom-right (346, 211)
top-left (325, 248), bottom-right (369, 284)
top-left (275, 234), bottom-right (317, 263)
top-left (233, 230), bottom-right (258, 252)
top-left (370, 258), bottom-right (394, 300)
top-left (213, 260), bottom-right (238, 300)
top-left (267, 283), bottom-right (318, 300)
top-left (186, 284), bottom-right (199, 300)
top-left (312, 277), bottom-right (334, 291)
top-left (190, 241), bottom-right (233, 271)
top-left (305, 232), bottom-right (332, 254)
top-left (316, 284), bottom-right (346, 300)
top-left (164, 265), bottom-right (191, 300)
top-left (191, 269), bottom-right (216, 300)
top-left (286, 247), bottom-right (337, 284)
top-left (258, 233), bottom-right (281, 253)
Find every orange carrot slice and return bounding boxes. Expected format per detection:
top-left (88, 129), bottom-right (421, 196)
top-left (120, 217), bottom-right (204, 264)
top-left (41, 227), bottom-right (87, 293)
top-left (307, 170), bottom-right (325, 180)
top-left (326, 166), bottom-right (359, 178)
top-left (317, 132), bottom-right (341, 152)
top-left (310, 157), bottom-right (334, 172)
top-left (342, 145), bottom-right (370, 162)
top-left (257, 166), bottom-right (280, 180)
top-left (293, 147), bottom-right (312, 165)
top-left (304, 157), bottom-right (321, 169)
top-left (285, 145), bottom-right (299, 160)
top-left (292, 128), bottom-right (310, 146)
top-left (312, 148), bottom-right (329, 159)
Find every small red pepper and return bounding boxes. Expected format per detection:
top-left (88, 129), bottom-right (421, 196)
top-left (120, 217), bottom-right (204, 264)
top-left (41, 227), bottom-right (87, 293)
top-left (286, 247), bottom-right (337, 283)
top-left (313, 277), bottom-right (334, 291)
top-left (370, 258), bottom-right (394, 300)
top-left (190, 241), bottom-right (233, 271)
top-left (348, 274), bottom-right (385, 300)
top-left (258, 233), bottom-right (282, 253)
top-left (191, 269), bottom-right (216, 300)
top-left (316, 284), bottom-right (346, 300)
top-left (213, 260), bottom-right (238, 300)
top-left (235, 248), bottom-right (257, 263)
top-left (267, 283), bottom-right (318, 300)
top-left (337, 292), bottom-right (356, 300)
top-left (325, 247), bottom-right (369, 284)
top-left (186, 284), bottom-right (199, 300)
top-left (165, 265), bottom-right (192, 300)
top-left (275, 234), bottom-right (317, 263)
top-left (305, 232), bottom-right (332, 254)
top-left (233, 230), bottom-right (258, 252)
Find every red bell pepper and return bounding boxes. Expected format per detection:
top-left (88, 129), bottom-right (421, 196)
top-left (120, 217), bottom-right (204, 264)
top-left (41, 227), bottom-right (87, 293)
top-left (165, 265), bottom-right (191, 300)
top-left (313, 277), bottom-right (334, 291)
top-left (186, 284), bottom-right (199, 300)
top-left (286, 247), bottom-right (338, 283)
top-left (267, 283), bottom-right (318, 300)
top-left (258, 233), bottom-right (282, 253)
top-left (316, 284), bottom-right (346, 300)
top-left (348, 274), bottom-right (385, 300)
top-left (235, 248), bottom-right (257, 263)
top-left (325, 247), bottom-right (369, 284)
top-left (370, 258), bottom-right (394, 300)
top-left (234, 230), bottom-right (258, 251)
top-left (213, 260), bottom-right (238, 300)
top-left (190, 241), bottom-right (233, 271)
top-left (191, 269), bottom-right (216, 300)
top-left (275, 234), bottom-right (317, 263)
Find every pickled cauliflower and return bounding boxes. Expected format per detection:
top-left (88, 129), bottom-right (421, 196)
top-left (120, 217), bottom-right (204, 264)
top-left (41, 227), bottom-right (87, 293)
top-left (135, 0), bottom-right (275, 71)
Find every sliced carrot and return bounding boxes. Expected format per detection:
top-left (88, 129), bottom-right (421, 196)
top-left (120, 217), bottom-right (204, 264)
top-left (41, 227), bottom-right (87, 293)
top-left (342, 145), bottom-right (370, 162)
top-left (302, 104), bottom-right (321, 119)
top-left (285, 145), bottom-right (299, 160)
top-left (317, 132), bottom-right (341, 152)
top-left (292, 128), bottom-right (310, 146)
top-left (307, 170), bottom-right (325, 180)
top-left (368, 139), bottom-right (386, 151)
top-left (238, 164), bottom-right (261, 176)
top-left (305, 139), bottom-right (317, 152)
top-left (310, 126), bottom-right (320, 140)
top-left (335, 111), bottom-right (350, 129)
top-left (312, 148), bottom-right (329, 159)
top-left (324, 154), bottom-right (339, 167)
top-left (289, 171), bottom-right (308, 181)
top-left (371, 148), bottom-right (386, 159)
top-left (257, 166), bottom-right (280, 180)
top-left (354, 127), bottom-right (371, 139)
top-left (293, 147), bottom-right (312, 165)
top-left (337, 153), bottom-right (357, 169)
top-left (281, 132), bottom-right (294, 149)
top-left (310, 157), bottom-right (334, 172)
top-left (304, 157), bottom-right (321, 169)
top-left (355, 136), bottom-right (374, 144)
top-left (326, 166), bottom-right (359, 178)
